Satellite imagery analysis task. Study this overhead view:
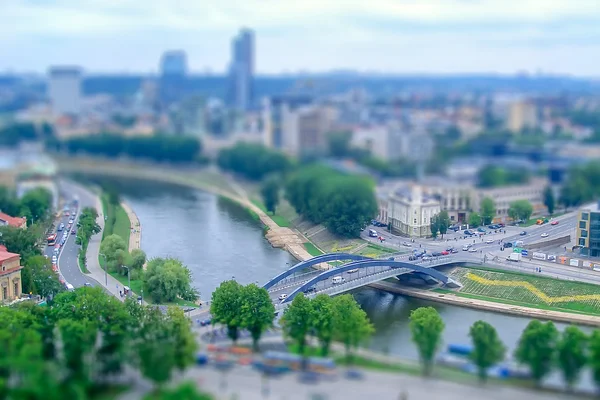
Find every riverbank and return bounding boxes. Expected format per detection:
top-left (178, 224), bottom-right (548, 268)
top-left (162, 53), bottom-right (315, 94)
top-left (120, 201), bottom-right (141, 252)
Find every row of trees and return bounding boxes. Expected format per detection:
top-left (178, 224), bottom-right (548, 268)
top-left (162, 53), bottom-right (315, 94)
top-left (0, 186), bottom-right (53, 226)
top-left (407, 307), bottom-right (600, 392)
top-left (0, 287), bottom-right (199, 399)
top-left (210, 280), bottom-right (275, 350)
top-left (100, 234), bottom-right (198, 303)
top-left (559, 161), bottom-right (600, 209)
top-left (217, 142), bottom-right (293, 181)
top-left (52, 133), bottom-right (202, 163)
top-left (0, 122), bottom-right (54, 147)
top-left (285, 165), bottom-right (378, 237)
top-left (75, 207), bottom-right (101, 268)
top-left (477, 165), bottom-right (531, 188)
top-left (281, 293), bottom-right (374, 362)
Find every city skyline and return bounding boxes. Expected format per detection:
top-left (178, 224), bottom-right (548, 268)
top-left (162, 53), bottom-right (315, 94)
top-left (1, 0), bottom-right (599, 77)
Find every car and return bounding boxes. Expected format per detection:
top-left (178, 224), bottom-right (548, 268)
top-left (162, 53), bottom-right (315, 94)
top-left (441, 250), bottom-right (450, 255)
top-left (446, 246), bottom-right (454, 252)
top-left (431, 252), bottom-right (442, 257)
top-left (551, 220), bottom-right (559, 225)
top-left (519, 231), bottom-right (527, 236)
top-left (488, 224), bottom-right (498, 229)
top-left (408, 255), bottom-right (418, 261)
top-left (541, 233), bottom-right (549, 238)
top-left (303, 286), bottom-right (317, 294)
top-left (69, 219), bottom-right (74, 225)
top-left (278, 294), bottom-right (288, 301)
top-left (368, 229), bottom-right (378, 238)
top-left (402, 241), bottom-right (411, 247)
top-left (547, 255), bottom-right (556, 261)
top-left (52, 255), bottom-right (57, 263)
top-left (504, 242), bottom-right (513, 248)
top-left (421, 256), bottom-right (431, 261)
top-left (54, 243), bottom-right (60, 249)
top-left (485, 239), bottom-right (494, 244)
top-left (469, 247), bottom-right (478, 253)
top-left (462, 244), bottom-right (471, 251)
top-left (451, 249), bottom-right (459, 254)
top-left (67, 224), bottom-right (72, 230)
top-left (347, 268), bottom-right (359, 273)
top-left (84, 282), bottom-right (91, 287)
top-left (497, 223), bottom-right (505, 228)
top-left (57, 223), bottom-right (64, 232)
top-left (65, 212), bottom-right (70, 217)
top-left (477, 227), bottom-right (486, 233)
top-left (71, 229), bottom-right (76, 235)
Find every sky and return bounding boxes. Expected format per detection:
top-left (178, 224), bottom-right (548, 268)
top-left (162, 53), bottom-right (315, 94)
top-left (1, 0), bottom-right (599, 76)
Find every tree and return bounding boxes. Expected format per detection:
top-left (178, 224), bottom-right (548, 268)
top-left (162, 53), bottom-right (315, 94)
top-left (128, 248), bottom-right (146, 270)
top-left (240, 284), bottom-right (275, 351)
top-left (327, 131), bottom-right (353, 158)
top-left (211, 280), bottom-right (244, 343)
top-left (217, 142), bottom-right (292, 181)
top-left (99, 234), bottom-right (128, 272)
top-left (409, 307), bottom-right (445, 376)
top-left (311, 294), bottom-right (336, 356)
top-left (281, 293), bottom-right (313, 359)
top-left (143, 257), bottom-right (199, 303)
top-left (145, 381), bottom-right (213, 400)
top-left (22, 255), bottom-right (63, 298)
top-left (166, 307), bottom-right (197, 372)
top-left (429, 214), bottom-right (439, 239)
top-left (508, 200), bottom-right (534, 222)
top-left (557, 326), bottom-right (588, 391)
top-left (437, 211), bottom-right (450, 238)
top-left (19, 188), bottom-right (53, 224)
top-left (514, 320), bottom-right (558, 387)
top-left (0, 225), bottom-right (41, 262)
top-left (260, 176), bottom-right (280, 214)
top-left (332, 294), bottom-right (374, 363)
top-left (468, 212), bottom-right (482, 228)
top-left (468, 320), bottom-right (505, 382)
top-left (544, 186), bottom-right (555, 215)
top-left (588, 330), bottom-right (600, 392)
top-left (480, 197), bottom-right (496, 225)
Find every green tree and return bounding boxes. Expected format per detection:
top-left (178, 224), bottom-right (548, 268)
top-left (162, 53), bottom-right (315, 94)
top-left (217, 142), bottom-right (292, 181)
top-left (557, 326), bottom-right (588, 391)
top-left (99, 234), bottom-right (128, 272)
top-left (311, 294), bottom-right (336, 356)
top-left (514, 320), bottom-right (559, 387)
top-left (332, 294), bottom-right (374, 364)
top-left (281, 293), bottom-right (313, 360)
top-left (128, 248), bottom-right (147, 270)
top-left (145, 381), bottom-right (213, 400)
top-left (22, 255), bottom-right (63, 298)
top-left (260, 176), bottom-right (280, 214)
top-left (508, 200), bottom-right (534, 222)
top-left (543, 186), bottom-right (555, 215)
top-left (166, 307), bottom-right (197, 372)
top-left (143, 257), bottom-right (199, 303)
top-left (480, 197), bottom-right (496, 225)
top-left (409, 307), bottom-right (445, 376)
top-left (57, 318), bottom-right (97, 385)
top-left (429, 214), bottom-right (439, 239)
top-left (0, 225), bottom-right (41, 262)
top-left (211, 280), bottom-right (244, 343)
top-left (240, 284), bottom-right (275, 351)
top-left (468, 320), bottom-right (506, 382)
top-left (19, 188), bottom-right (53, 224)
top-left (327, 131), bottom-right (353, 158)
top-left (468, 212), bottom-right (482, 228)
top-left (437, 211), bottom-right (451, 238)
top-left (588, 330), bottom-right (600, 392)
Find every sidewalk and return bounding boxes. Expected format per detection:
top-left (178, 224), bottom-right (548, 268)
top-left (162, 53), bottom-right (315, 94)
top-left (120, 201), bottom-right (142, 252)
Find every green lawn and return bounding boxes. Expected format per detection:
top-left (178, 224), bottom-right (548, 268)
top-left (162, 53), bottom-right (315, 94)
top-left (357, 244), bottom-right (396, 258)
top-left (251, 199), bottom-right (292, 227)
top-left (447, 267), bottom-right (600, 315)
top-left (100, 193), bottom-right (131, 247)
top-left (303, 242), bottom-right (324, 256)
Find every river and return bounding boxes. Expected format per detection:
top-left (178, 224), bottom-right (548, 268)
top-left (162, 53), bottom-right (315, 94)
top-left (82, 176), bottom-right (593, 392)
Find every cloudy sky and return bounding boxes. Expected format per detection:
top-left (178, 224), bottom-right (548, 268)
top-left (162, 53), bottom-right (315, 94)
top-left (1, 0), bottom-right (599, 76)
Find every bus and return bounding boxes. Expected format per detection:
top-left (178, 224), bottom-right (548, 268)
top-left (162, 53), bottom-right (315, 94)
top-left (47, 234), bottom-right (57, 246)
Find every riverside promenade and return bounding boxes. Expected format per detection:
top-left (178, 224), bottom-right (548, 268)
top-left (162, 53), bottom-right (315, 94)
top-left (120, 201), bottom-right (142, 252)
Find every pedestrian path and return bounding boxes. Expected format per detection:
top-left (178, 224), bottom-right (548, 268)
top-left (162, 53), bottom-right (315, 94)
top-left (120, 201), bottom-right (142, 252)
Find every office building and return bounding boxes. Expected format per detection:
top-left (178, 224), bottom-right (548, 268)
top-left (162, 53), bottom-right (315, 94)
top-left (160, 50), bottom-right (188, 77)
top-left (507, 100), bottom-right (538, 133)
top-left (280, 105), bottom-right (337, 158)
top-left (386, 185), bottom-right (441, 238)
top-left (48, 66), bottom-right (82, 116)
top-left (577, 204), bottom-right (600, 258)
top-left (262, 95), bottom-right (313, 149)
top-left (228, 28), bottom-right (254, 111)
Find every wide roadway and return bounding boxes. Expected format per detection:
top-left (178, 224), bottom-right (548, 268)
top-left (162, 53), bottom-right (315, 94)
top-left (45, 181), bottom-right (101, 288)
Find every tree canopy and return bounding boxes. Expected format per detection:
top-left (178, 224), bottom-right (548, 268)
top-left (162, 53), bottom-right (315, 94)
top-left (409, 307), bottom-right (445, 376)
top-left (480, 197), bottom-right (496, 225)
top-left (468, 320), bottom-right (505, 382)
top-left (217, 143), bottom-right (293, 181)
top-left (477, 165), bottom-right (530, 188)
top-left (143, 257), bottom-right (199, 304)
top-left (515, 320), bottom-right (558, 386)
top-left (508, 200), bottom-right (534, 222)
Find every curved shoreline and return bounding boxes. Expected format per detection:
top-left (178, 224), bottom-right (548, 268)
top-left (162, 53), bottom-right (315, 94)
top-left (56, 157), bottom-right (600, 325)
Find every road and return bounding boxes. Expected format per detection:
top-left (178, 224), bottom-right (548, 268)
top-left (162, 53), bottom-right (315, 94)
top-left (47, 181), bottom-right (103, 288)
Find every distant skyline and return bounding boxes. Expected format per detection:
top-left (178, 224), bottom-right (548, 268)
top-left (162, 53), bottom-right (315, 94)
top-left (1, 0), bottom-right (599, 77)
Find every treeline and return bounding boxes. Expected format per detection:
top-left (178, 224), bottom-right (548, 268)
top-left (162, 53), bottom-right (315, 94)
top-left (52, 133), bottom-right (202, 163)
top-left (216, 142), bottom-right (293, 180)
top-left (0, 288), bottom-right (209, 399)
top-left (560, 161), bottom-right (600, 208)
top-left (0, 122), bottom-right (54, 147)
top-left (285, 165), bottom-right (378, 237)
top-left (0, 186), bottom-right (53, 226)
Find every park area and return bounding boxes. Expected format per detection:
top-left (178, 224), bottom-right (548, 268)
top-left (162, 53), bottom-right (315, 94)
top-left (446, 267), bottom-right (600, 315)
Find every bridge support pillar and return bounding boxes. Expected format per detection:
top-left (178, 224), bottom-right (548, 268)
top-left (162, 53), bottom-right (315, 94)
top-left (444, 278), bottom-right (462, 289)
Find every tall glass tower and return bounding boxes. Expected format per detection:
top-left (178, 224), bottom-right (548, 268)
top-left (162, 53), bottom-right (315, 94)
top-left (228, 28), bottom-right (255, 111)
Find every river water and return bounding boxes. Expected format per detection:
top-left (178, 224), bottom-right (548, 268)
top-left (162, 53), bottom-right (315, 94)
top-left (83, 176), bottom-right (593, 392)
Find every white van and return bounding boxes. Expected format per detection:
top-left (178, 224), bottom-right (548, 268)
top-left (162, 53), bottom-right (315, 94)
top-left (368, 229), bottom-right (377, 237)
top-left (65, 283), bottom-right (75, 291)
top-left (462, 244), bottom-right (472, 251)
top-left (332, 276), bottom-right (345, 284)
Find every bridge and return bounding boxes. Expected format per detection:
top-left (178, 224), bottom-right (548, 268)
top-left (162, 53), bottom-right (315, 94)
top-left (262, 252), bottom-right (482, 310)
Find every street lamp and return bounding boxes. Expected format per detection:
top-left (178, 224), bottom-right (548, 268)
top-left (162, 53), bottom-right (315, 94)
top-left (122, 265), bottom-right (131, 297)
top-left (99, 253), bottom-right (107, 285)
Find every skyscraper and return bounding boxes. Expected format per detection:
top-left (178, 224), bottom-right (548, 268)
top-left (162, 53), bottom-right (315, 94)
top-left (160, 50), bottom-right (188, 77)
top-left (48, 66), bottom-right (82, 116)
top-left (159, 50), bottom-right (188, 106)
top-left (228, 29), bottom-right (254, 111)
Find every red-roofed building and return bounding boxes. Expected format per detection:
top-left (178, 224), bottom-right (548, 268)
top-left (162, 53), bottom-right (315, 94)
top-left (0, 212), bottom-right (27, 229)
top-left (0, 248), bottom-right (23, 302)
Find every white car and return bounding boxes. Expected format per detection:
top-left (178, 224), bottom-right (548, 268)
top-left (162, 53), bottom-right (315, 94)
top-left (485, 239), bottom-right (494, 244)
top-left (401, 241), bottom-right (411, 247)
top-left (347, 268), bottom-right (359, 274)
top-left (51, 255), bottom-right (57, 263)
top-left (541, 233), bottom-right (549, 238)
top-left (278, 294), bottom-right (287, 301)
top-left (69, 219), bottom-right (74, 225)
top-left (469, 247), bottom-right (478, 253)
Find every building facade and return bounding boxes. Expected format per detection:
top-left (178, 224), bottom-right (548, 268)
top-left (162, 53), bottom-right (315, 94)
top-left (507, 100), bottom-right (538, 133)
top-left (473, 177), bottom-right (548, 220)
top-left (228, 28), bottom-right (254, 111)
top-left (577, 204), bottom-right (600, 258)
top-left (0, 247), bottom-right (23, 303)
top-left (48, 66), bottom-right (82, 117)
top-left (280, 105), bottom-right (337, 158)
top-left (387, 185), bottom-right (441, 238)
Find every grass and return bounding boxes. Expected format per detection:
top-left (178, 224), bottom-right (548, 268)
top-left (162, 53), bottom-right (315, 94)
top-left (304, 242), bottom-right (324, 256)
top-left (100, 193), bottom-right (131, 246)
top-left (446, 267), bottom-right (600, 315)
top-left (251, 199), bottom-right (292, 227)
top-left (357, 244), bottom-right (397, 258)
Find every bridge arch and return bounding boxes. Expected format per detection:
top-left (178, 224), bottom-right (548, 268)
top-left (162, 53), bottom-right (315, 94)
top-left (282, 259), bottom-right (453, 303)
top-left (262, 253), bottom-right (372, 290)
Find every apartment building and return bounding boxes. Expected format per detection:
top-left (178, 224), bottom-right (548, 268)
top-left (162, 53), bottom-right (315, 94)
top-left (387, 184), bottom-right (441, 238)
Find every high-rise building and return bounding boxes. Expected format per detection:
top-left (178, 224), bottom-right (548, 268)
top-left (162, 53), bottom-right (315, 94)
top-left (577, 204), bottom-right (600, 257)
top-left (262, 95), bottom-right (313, 148)
top-left (160, 50), bottom-right (188, 77)
top-left (48, 67), bottom-right (82, 116)
top-left (228, 28), bottom-right (254, 111)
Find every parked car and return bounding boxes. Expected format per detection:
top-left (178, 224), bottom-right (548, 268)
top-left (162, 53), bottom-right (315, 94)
top-left (431, 252), bottom-right (442, 257)
top-left (451, 249), bottom-right (459, 254)
top-left (278, 294), bottom-right (288, 301)
top-left (462, 244), bottom-right (471, 251)
top-left (519, 231), bottom-right (527, 236)
top-left (441, 250), bottom-right (450, 255)
top-left (303, 286), bottom-right (317, 294)
top-left (477, 227), bottom-right (486, 233)
top-left (421, 256), bottom-right (431, 261)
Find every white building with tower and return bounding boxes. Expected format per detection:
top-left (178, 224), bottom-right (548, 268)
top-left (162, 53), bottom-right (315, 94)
top-left (48, 66), bottom-right (82, 117)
